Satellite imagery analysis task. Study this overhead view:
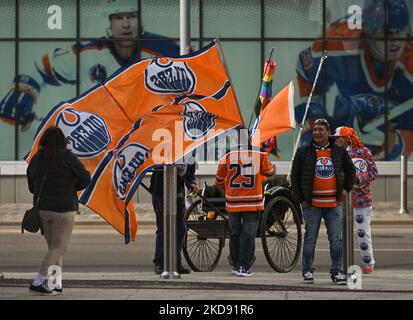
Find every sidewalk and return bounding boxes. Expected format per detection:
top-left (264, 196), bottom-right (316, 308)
top-left (1, 270), bottom-right (413, 300)
top-left (1, 202), bottom-right (413, 226)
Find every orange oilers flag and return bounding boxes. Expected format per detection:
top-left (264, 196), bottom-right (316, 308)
top-left (80, 94), bottom-right (243, 243)
top-left (25, 39), bottom-right (244, 243)
top-left (25, 40), bottom-right (231, 172)
top-left (250, 81), bottom-right (296, 146)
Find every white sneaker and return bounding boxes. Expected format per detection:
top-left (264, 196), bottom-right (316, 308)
top-left (303, 271), bottom-right (314, 284)
top-left (232, 268), bottom-right (240, 276)
top-left (237, 267), bottom-right (252, 277)
top-left (331, 271), bottom-right (347, 285)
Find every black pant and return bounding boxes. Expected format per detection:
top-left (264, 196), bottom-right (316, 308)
top-left (152, 194), bottom-right (186, 267)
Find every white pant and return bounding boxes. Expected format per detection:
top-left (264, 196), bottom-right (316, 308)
top-left (354, 206), bottom-right (375, 267)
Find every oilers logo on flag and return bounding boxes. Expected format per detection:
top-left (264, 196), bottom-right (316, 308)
top-left (56, 108), bottom-right (111, 158)
top-left (144, 58), bottom-right (196, 94)
top-left (182, 101), bottom-right (217, 140)
top-left (113, 143), bottom-right (149, 200)
top-left (315, 157), bottom-right (334, 179)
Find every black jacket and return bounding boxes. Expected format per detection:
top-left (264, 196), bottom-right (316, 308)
top-left (291, 137), bottom-right (355, 204)
top-left (27, 149), bottom-right (91, 212)
top-left (150, 163), bottom-right (197, 200)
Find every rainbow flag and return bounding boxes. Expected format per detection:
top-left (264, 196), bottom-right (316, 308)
top-left (253, 60), bottom-right (280, 158)
top-left (250, 82), bottom-right (296, 147)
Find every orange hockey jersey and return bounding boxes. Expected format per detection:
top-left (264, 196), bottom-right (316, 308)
top-left (216, 146), bottom-right (275, 212)
top-left (312, 148), bottom-right (337, 208)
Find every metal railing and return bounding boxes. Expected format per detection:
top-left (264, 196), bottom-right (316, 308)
top-left (399, 155), bottom-right (409, 214)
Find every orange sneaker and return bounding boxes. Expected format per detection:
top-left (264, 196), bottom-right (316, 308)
top-left (363, 266), bottom-right (374, 274)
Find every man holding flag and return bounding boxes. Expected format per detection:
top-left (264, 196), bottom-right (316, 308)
top-left (150, 162), bottom-right (199, 275)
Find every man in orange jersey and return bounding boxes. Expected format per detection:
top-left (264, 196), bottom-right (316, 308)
top-left (215, 133), bottom-right (275, 277)
top-left (291, 119), bottom-right (355, 285)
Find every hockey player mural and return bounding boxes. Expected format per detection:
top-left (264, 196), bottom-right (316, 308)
top-left (0, 0), bottom-right (179, 134)
top-left (296, 0), bottom-right (413, 160)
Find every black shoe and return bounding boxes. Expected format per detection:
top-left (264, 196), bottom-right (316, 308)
top-left (53, 287), bottom-right (63, 295)
top-left (331, 270), bottom-right (347, 285)
top-left (303, 271), bottom-right (314, 284)
top-left (29, 282), bottom-right (57, 296)
top-left (154, 265), bottom-right (163, 275)
top-left (178, 265), bottom-right (191, 274)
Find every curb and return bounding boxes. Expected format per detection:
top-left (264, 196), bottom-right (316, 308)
top-left (0, 221), bottom-right (156, 227)
top-left (1, 278), bottom-right (413, 293)
top-left (3, 220), bottom-right (413, 227)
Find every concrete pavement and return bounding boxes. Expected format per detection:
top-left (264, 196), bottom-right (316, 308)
top-left (1, 270), bottom-right (413, 300)
top-left (2, 202), bottom-right (413, 300)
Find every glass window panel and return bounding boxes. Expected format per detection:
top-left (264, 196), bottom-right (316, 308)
top-left (79, 38), bottom-right (180, 94)
top-left (386, 0), bottom-right (412, 39)
top-left (142, 0), bottom-right (199, 39)
top-left (386, 31), bottom-right (413, 160)
top-left (81, 0), bottom-right (141, 38)
top-left (18, 42), bottom-right (76, 159)
top-left (265, 0), bottom-right (323, 38)
top-left (0, 42), bottom-right (15, 160)
top-left (20, 0), bottom-right (76, 38)
top-left (203, 0), bottom-right (260, 38)
top-left (80, 0), bottom-right (113, 38)
top-left (328, 0), bottom-right (412, 40)
top-left (293, 39), bottom-right (389, 160)
top-left (325, 0), bottom-right (368, 38)
top-left (220, 41), bottom-right (261, 122)
top-left (0, 0), bottom-right (15, 38)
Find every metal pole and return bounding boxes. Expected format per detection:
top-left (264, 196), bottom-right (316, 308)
top-left (161, 0), bottom-right (191, 279)
top-left (180, 0), bottom-right (191, 56)
top-left (161, 165), bottom-right (179, 279)
top-left (399, 155), bottom-right (409, 214)
top-left (286, 51), bottom-right (327, 182)
top-left (343, 193), bottom-right (354, 274)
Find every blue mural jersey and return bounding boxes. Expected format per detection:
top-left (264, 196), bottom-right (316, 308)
top-left (296, 19), bottom-right (413, 160)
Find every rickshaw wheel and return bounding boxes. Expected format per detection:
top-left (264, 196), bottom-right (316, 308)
top-left (183, 199), bottom-right (224, 272)
top-left (261, 196), bottom-right (302, 273)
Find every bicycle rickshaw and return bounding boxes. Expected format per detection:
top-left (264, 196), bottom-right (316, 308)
top-left (183, 181), bottom-right (303, 273)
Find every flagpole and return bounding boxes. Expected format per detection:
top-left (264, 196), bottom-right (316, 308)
top-left (161, 0), bottom-right (191, 280)
top-left (247, 47), bottom-right (276, 128)
top-left (286, 50), bottom-right (327, 182)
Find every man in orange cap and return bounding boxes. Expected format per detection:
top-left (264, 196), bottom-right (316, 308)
top-left (333, 126), bottom-right (378, 274)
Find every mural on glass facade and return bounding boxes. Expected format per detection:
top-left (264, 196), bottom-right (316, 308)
top-left (296, 0), bottom-right (413, 160)
top-left (0, 0), bottom-right (179, 159)
top-left (0, 0), bottom-right (412, 161)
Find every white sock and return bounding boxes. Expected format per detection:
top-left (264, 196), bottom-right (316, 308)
top-left (32, 273), bottom-right (45, 286)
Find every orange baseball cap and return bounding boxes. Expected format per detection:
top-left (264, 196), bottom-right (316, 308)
top-left (333, 126), bottom-right (353, 137)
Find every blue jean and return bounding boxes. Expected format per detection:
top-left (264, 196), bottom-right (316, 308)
top-left (228, 212), bottom-right (259, 270)
top-left (152, 194), bottom-right (186, 267)
top-left (302, 205), bottom-right (343, 274)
